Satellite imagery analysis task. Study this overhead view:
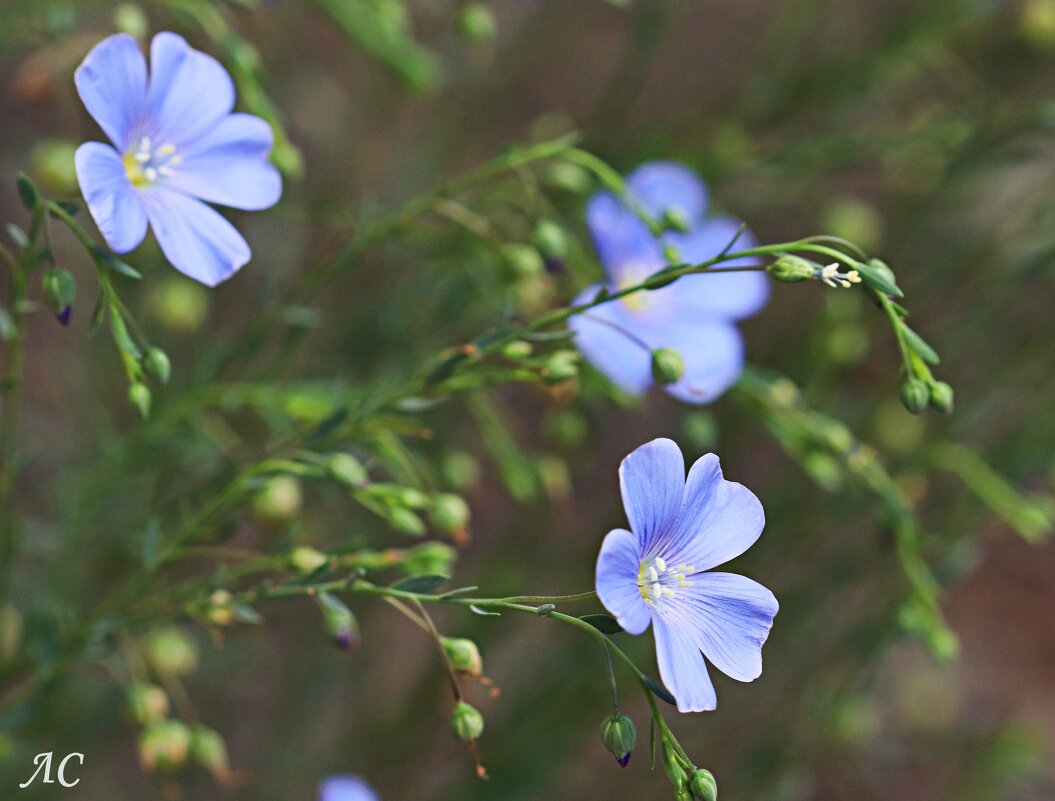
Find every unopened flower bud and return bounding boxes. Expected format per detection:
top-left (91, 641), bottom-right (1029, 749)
top-left (387, 506), bottom-right (426, 536)
top-left (428, 494), bottom-right (471, 534)
top-left (138, 720), bottom-right (191, 773)
top-left (190, 725), bottom-right (230, 779)
top-left (127, 683), bottom-right (169, 724)
top-left (442, 637), bottom-right (483, 676)
top-left (651, 348), bottom-right (685, 385)
top-left (676, 789), bottom-right (694, 801)
top-left (402, 541), bottom-right (458, 575)
top-left (543, 350), bottom-right (579, 382)
top-left (600, 712), bottom-right (636, 767)
top-left (329, 452), bottom-right (368, 486)
top-left (661, 208), bottom-right (690, 234)
top-left (502, 243), bottom-right (545, 277)
top-left (456, 2), bottom-right (497, 43)
top-left (900, 378), bottom-right (930, 415)
top-left (501, 340), bottom-right (534, 359)
top-left (929, 381), bottom-right (954, 415)
top-left (767, 254), bottom-right (815, 283)
top-left (129, 382), bottom-right (152, 418)
top-left (41, 268), bottom-right (75, 324)
top-left (450, 700), bottom-right (485, 741)
top-left (290, 546), bottom-right (328, 573)
top-left (143, 347), bottom-right (171, 384)
top-left (203, 590), bottom-right (235, 626)
top-left (145, 628), bottom-right (198, 676)
top-left (543, 161), bottom-right (592, 194)
top-left (689, 768), bottom-right (718, 801)
top-left (252, 475), bottom-right (302, 522)
top-left (533, 220), bottom-right (568, 261)
top-left (316, 591), bottom-right (359, 649)
top-left (663, 741), bottom-right (688, 788)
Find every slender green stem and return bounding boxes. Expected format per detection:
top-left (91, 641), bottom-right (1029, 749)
top-left (0, 249), bottom-right (27, 601)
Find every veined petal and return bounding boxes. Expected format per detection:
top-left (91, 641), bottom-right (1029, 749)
top-left (663, 454), bottom-right (765, 572)
top-left (595, 528), bottom-right (651, 636)
top-left (665, 217), bottom-right (770, 321)
top-left (568, 284), bottom-right (653, 395)
top-left (675, 572), bottom-right (778, 682)
top-left (618, 438), bottom-right (686, 553)
top-left (147, 32), bottom-right (235, 148)
top-left (626, 162), bottom-right (708, 225)
top-left (75, 142), bottom-right (148, 254)
top-left (141, 189), bottom-right (250, 286)
top-left (74, 33), bottom-right (148, 150)
top-left (585, 191), bottom-right (665, 282)
top-left (165, 114), bottom-right (282, 210)
top-left (654, 317), bottom-right (744, 406)
top-left (318, 775), bottom-right (380, 801)
top-left (652, 614), bottom-right (717, 713)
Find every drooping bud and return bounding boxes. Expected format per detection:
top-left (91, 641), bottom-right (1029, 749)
top-left (600, 712), bottom-right (636, 767)
top-left (428, 494), bottom-right (471, 535)
top-left (442, 637), bottom-right (483, 676)
top-left (145, 627), bottom-right (199, 677)
top-left (128, 382), bottom-right (151, 418)
top-left (532, 220), bottom-right (568, 262)
top-left (900, 378), bottom-right (930, 415)
top-left (651, 348), bottom-right (685, 385)
top-left (689, 768), bottom-right (718, 801)
top-left (252, 475), bottom-right (303, 522)
top-left (289, 546), bottom-right (328, 573)
top-left (316, 591), bottom-right (358, 649)
top-left (502, 243), bottom-right (545, 277)
top-left (329, 452), bottom-right (369, 486)
top-left (767, 254), bottom-right (815, 283)
top-left (143, 347), bottom-right (171, 384)
top-left (929, 381), bottom-right (954, 414)
top-left (450, 700), bottom-right (485, 741)
top-left (189, 725), bottom-right (230, 780)
top-left (138, 720), bottom-right (192, 772)
top-left (41, 268), bottom-right (75, 325)
top-left (402, 541), bottom-right (458, 576)
top-left (660, 208), bottom-right (690, 234)
top-left (127, 683), bottom-right (170, 724)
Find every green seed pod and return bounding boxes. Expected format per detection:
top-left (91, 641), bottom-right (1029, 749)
top-left (456, 2), bottom-right (497, 43)
top-left (143, 347), bottom-right (171, 384)
top-left (329, 452), bottom-right (369, 486)
top-left (532, 219), bottom-right (568, 260)
top-left (289, 546), bottom-right (328, 573)
top-left (929, 381), bottom-right (954, 415)
top-left (252, 475), bottom-right (303, 522)
top-left (600, 712), bottom-right (636, 767)
top-left (501, 340), bottom-right (534, 359)
top-left (41, 268), bottom-right (76, 320)
top-left (661, 208), bottom-right (690, 234)
top-left (651, 348), bottom-right (686, 385)
top-left (450, 700), bottom-right (485, 741)
top-left (189, 725), bottom-right (229, 779)
top-left (767, 254), bottom-right (815, 283)
top-left (138, 720), bottom-right (192, 773)
top-left (900, 378), bottom-right (929, 415)
top-left (502, 243), bottom-right (545, 277)
top-left (402, 542), bottom-right (458, 576)
top-left (689, 768), bottom-right (718, 801)
top-left (388, 506), bottom-right (427, 536)
top-left (442, 637), bottom-right (483, 676)
top-left (145, 627), bottom-right (199, 677)
top-left (543, 350), bottom-right (579, 382)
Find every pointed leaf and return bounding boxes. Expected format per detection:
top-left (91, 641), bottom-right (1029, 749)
top-left (579, 614), bottom-right (624, 635)
top-left (643, 675), bottom-right (677, 706)
top-left (390, 574), bottom-right (448, 595)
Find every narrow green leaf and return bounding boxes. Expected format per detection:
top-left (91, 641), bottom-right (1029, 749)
top-left (0, 305), bottom-right (15, 340)
top-left (469, 604), bottom-right (501, 617)
top-left (389, 573), bottom-right (448, 595)
top-left (900, 325), bottom-right (940, 365)
top-left (92, 245), bottom-right (143, 279)
top-left (579, 614), bottom-right (624, 635)
top-left (856, 259), bottom-right (903, 298)
top-left (643, 675), bottom-right (676, 706)
top-left (53, 199), bottom-right (81, 216)
top-left (16, 173), bottom-right (39, 210)
top-left (109, 312), bottom-right (141, 358)
top-left (438, 585), bottom-right (479, 599)
top-left (6, 223), bottom-right (29, 249)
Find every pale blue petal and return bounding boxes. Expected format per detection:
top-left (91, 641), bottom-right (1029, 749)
top-left (165, 114), bottom-right (282, 210)
top-left (618, 438), bottom-right (685, 553)
top-left (568, 284), bottom-right (653, 395)
top-left (319, 775), bottom-right (379, 801)
top-left (585, 191), bottom-right (664, 282)
top-left (676, 572), bottom-right (778, 682)
top-left (652, 317), bottom-right (744, 405)
top-left (664, 217), bottom-right (770, 320)
top-left (652, 614), bottom-right (717, 713)
top-left (147, 32), bottom-right (235, 148)
top-left (626, 162), bottom-right (709, 224)
top-left (595, 528), bottom-right (651, 636)
top-left (75, 142), bottom-right (148, 254)
top-left (142, 189), bottom-right (250, 286)
top-left (74, 33), bottom-right (148, 150)
top-left (657, 454), bottom-right (765, 572)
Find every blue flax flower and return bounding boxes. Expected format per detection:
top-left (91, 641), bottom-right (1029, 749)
top-left (595, 438), bottom-right (778, 712)
top-left (74, 32), bottom-right (282, 286)
top-left (319, 775), bottom-right (379, 801)
top-left (570, 162), bottom-right (768, 403)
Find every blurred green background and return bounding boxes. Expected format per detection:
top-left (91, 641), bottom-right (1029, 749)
top-left (1, 0), bottom-right (1054, 799)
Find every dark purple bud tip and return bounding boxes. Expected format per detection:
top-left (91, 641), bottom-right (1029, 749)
top-left (544, 256), bottom-right (565, 275)
top-left (617, 752), bottom-right (631, 768)
top-left (335, 630), bottom-right (356, 650)
top-left (57, 306), bottom-right (72, 327)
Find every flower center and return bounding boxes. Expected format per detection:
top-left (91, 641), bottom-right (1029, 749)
top-left (123, 136), bottom-right (181, 188)
top-left (637, 556), bottom-right (695, 605)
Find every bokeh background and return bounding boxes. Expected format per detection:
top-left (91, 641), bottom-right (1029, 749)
top-left (1, 0), bottom-right (1055, 799)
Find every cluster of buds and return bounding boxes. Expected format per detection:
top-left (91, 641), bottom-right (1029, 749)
top-left (661, 739), bottom-right (718, 801)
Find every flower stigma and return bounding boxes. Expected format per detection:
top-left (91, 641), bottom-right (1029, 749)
top-left (637, 555), bottom-right (695, 604)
